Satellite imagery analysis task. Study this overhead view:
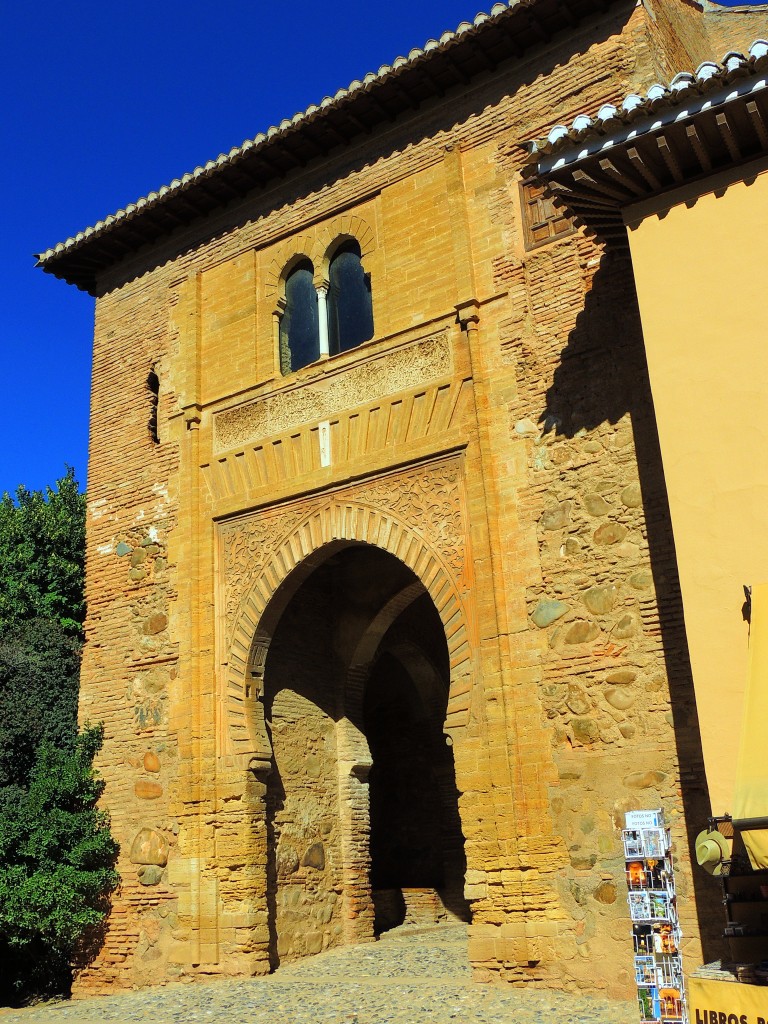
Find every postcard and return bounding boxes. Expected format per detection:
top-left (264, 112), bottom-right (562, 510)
top-left (623, 829), bottom-right (645, 859)
top-left (634, 955), bottom-right (656, 986)
top-left (629, 891), bottom-right (652, 920)
top-left (637, 985), bottom-right (661, 1022)
top-left (652, 923), bottom-right (679, 955)
top-left (642, 827), bottom-right (668, 859)
top-left (633, 923), bottom-right (654, 954)
top-left (648, 890), bottom-right (671, 920)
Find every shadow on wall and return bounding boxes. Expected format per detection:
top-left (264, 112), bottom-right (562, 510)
top-left (265, 762), bottom-right (285, 973)
top-left (539, 246), bottom-right (723, 963)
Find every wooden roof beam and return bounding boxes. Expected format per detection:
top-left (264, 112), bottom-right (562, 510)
top-left (628, 146), bottom-right (663, 190)
top-left (174, 191), bottom-right (216, 218)
top-left (286, 125), bottom-right (327, 160)
top-left (572, 167), bottom-right (630, 202)
top-left (417, 64), bottom-right (447, 98)
top-left (524, 9), bottom-right (549, 42)
top-left (746, 100), bottom-right (768, 149)
top-left (598, 157), bottom-right (647, 196)
top-left (570, 210), bottom-right (624, 225)
top-left (685, 124), bottom-right (712, 173)
top-left (441, 51), bottom-right (472, 85)
top-left (548, 181), bottom-right (619, 210)
top-left (361, 91), bottom-right (397, 123)
top-left (207, 175), bottom-right (244, 201)
top-left (382, 76), bottom-right (421, 112)
top-left (498, 21), bottom-right (525, 58)
top-left (339, 106), bottom-right (372, 135)
top-left (716, 111), bottom-right (741, 161)
top-left (472, 38), bottom-right (500, 72)
top-left (656, 135), bottom-right (684, 184)
top-left (255, 150), bottom-right (289, 179)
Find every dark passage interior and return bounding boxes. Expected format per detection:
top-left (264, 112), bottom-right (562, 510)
top-left (263, 543), bottom-right (468, 966)
top-left (363, 593), bottom-right (469, 933)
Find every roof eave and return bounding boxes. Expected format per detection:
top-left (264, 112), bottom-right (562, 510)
top-left (532, 43), bottom-right (768, 243)
top-left (37, 0), bottom-right (624, 294)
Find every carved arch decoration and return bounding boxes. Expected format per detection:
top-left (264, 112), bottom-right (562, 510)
top-left (218, 460), bottom-right (473, 770)
top-left (313, 213), bottom-right (375, 280)
top-left (265, 233), bottom-right (315, 307)
top-left (264, 214), bottom-right (376, 299)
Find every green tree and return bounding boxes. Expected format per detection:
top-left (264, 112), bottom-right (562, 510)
top-left (0, 467), bottom-right (85, 634)
top-left (0, 470), bottom-right (119, 1002)
top-left (0, 726), bottom-right (119, 1001)
top-left (0, 618), bottom-right (80, 794)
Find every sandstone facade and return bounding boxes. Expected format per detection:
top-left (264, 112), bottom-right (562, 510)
top-left (40, 0), bottom-right (748, 997)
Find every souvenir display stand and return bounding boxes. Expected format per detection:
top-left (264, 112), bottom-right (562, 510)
top-left (623, 809), bottom-right (688, 1024)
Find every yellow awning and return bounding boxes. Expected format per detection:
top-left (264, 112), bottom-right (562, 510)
top-left (733, 582), bottom-right (768, 870)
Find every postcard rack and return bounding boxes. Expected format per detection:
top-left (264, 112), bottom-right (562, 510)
top-left (623, 809), bottom-right (687, 1024)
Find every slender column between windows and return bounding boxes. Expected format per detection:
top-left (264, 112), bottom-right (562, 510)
top-left (316, 285), bottom-right (330, 358)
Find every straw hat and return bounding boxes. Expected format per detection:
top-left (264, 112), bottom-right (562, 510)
top-left (695, 829), bottom-right (729, 875)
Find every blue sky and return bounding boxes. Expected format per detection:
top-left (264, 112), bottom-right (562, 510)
top-left (1, 0), bottom-right (761, 497)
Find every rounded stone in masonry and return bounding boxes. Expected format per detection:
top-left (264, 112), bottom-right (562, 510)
top-left (571, 717), bottom-right (600, 744)
top-left (624, 769), bottom-right (668, 790)
top-left (565, 685), bottom-right (590, 715)
top-left (539, 501), bottom-right (571, 531)
top-left (628, 569), bottom-right (653, 590)
top-left (302, 842), bottom-right (326, 870)
top-left (613, 613), bottom-right (637, 639)
top-left (135, 780), bottom-right (163, 799)
top-left (130, 827), bottom-right (169, 866)
top-left (593, 880), bottom-right (617, 905)
top-left (605, 668), bottom-right (636, 685)
top-left (531, 598), bottom-right (569, 628)
top-left (604, 687), bottom-right (634, 711)
top-left (138, 865), bottom-right (163, 886)
top-left (582, 584), bottom-right (617, 615)
top-left (593, 523), bottom-right (628, 545)
top-left (143, 611), bottom-right (168, 635)
top-left (563, 620), bottom-right (599, 645)
top-left (583, 493), bottom-right (611, 516)
top-left (563, 536), bottom-right (581, 555)
top-left (277, 845), bottom-right (300, 877)
top-left (620, 482), bottom-right (642, 508)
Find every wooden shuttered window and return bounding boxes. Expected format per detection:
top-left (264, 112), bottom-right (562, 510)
top-left (520, 179), bottom-right (573, 249)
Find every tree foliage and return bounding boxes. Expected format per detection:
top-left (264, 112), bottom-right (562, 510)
top-left (0, 618), bottom-right (81, 794)
top-left (0, 727), bottom-right (119, 1000)
top-left (0, 470), bottom-right (119, 1003)
top-left (0, 467), bottom-right (85, 634)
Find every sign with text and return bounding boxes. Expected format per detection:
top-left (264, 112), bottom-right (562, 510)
top-left (688, 977), bottom-right (768, 1024)
top-left (626, 809), bottom-right (665, 830)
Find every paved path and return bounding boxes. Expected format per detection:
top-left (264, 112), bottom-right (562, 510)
top-left (1, 925), bottom-right (633, 1024)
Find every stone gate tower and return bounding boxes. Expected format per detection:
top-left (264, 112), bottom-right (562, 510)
top-left (37, 0), bottom-right (753, 996)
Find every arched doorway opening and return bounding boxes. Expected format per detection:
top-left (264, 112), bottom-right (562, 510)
top-left (261, 542), bottom-right (468, 968)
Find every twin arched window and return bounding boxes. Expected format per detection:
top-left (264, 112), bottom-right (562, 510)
top-left (280, 241), bottom-right (374, 375)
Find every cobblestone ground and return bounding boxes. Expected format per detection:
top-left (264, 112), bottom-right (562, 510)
top-left (0, 925), bottom-right (634, 1024)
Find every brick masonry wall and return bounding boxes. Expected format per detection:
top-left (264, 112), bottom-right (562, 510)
top-left (75, 0), bottom-right (722, 997)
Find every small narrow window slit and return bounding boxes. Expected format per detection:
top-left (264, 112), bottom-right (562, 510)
top-left (147, 369), bottom-right (160, 443)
